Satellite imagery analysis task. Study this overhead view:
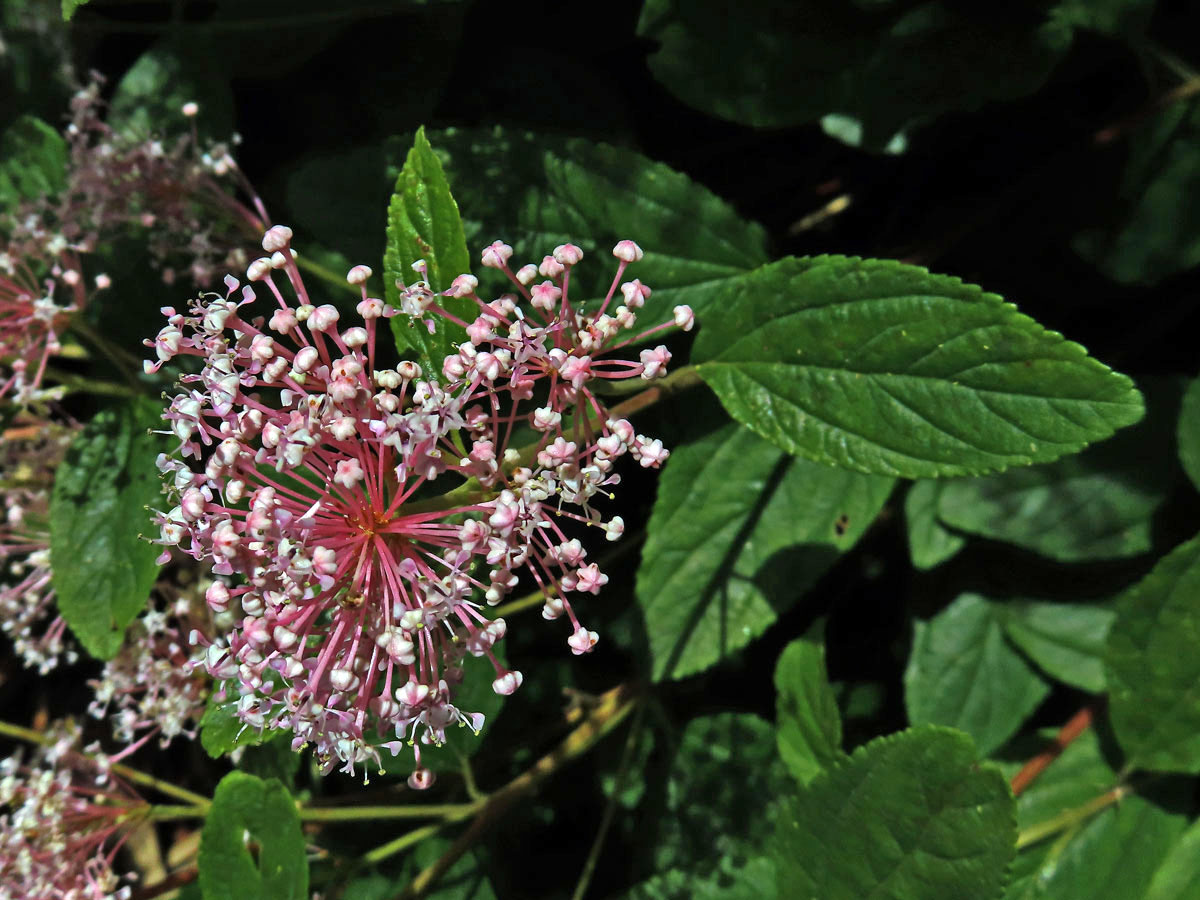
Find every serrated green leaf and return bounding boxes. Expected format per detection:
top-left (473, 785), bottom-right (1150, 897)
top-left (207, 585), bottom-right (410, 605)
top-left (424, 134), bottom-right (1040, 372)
top-left (637, 421), bottom-right (894, 680)
top-left (383, 126), bottom-right (472, 374)
top-left (390, 127), bottom-right (769, 314)
top-left (1178, 377), bottom-right (1200, 493)
top-left (904, 480), bottom-right (965, 569)
top-left (998, 602), bottom-right (1114, 693)
top-left (655, 713), bottom-right (790, 878)
top-left (772, 725), bottom-right (1015, 900)
top-left (0, 115), bottom-right (67, 210)
top-left (637, 0), bottom-right (1070, 151)
top-left (774, 627), bottom-right (845, 784)
top-left (49, 398), bottom-right (164, 660)
top-left (1144, 818), bottom-right (1200, 900)
top-left (1074, 99), bottom-right (1200, 286)
top-left (693, 255), bottom-right (1144, 479)
top-left (199, 772), bottom-right (307, 900)
top-left (905, 594), bottom-right (1049, 755)
top-left (936, 378), bottom-right (1180, 561)
top-left (1107, 532), bottom-right (1200, 773)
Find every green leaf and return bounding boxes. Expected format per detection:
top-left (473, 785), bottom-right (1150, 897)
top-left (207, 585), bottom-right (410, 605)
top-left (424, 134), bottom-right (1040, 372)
top-left (637, 0), bottom-right (1071, 151)
top-left (49, 398), bottom-right (164, 660)
top-left (1178, 377), bottom-right (1200, 493)
top-left (199, 687), bottom-right (283, 758)
top-left (936, 378), bottom-right (1180, 561)
top-left (61, 0), bottom-right (89, 21)
top-left (904, 480), bottom-right (965, 570)
top-left (772, 725), bottom-right (1015, 899)
top-left (1145, 819), bottom-right (1200, 900)
top-left (693, 255), bottom-right (1144, 478)
top-left (1107, 532), bottom-right (1200, 773)
top-left (1074, 99), bottom-right (1200, 286)
top-left (654, 713), bottom-right (791, 878)
top-left (108, 43), bottom-right (235, 140)
top-left (905, 593), bottom-right (1049, 755)
top-left (0, 115), bottom-right (67, 210)
top-left (623, 857), bottom-right (777, 900)
top-left (998, 602), bottom-right (1114, 693)
top-left (383, 126), bottom-right (472, 374)
top-left (390, 127), bottom-right (769, 316)
top-left (637, 421), bottom-right (894, 680)
top-left (199, 772), bottom-right (308, 900)
top-left (774, 626), bottom-right (845, 784)
top-left (238, 733), bottom-right (302, 788)
top-left (1051, 0), bottom-right (1154, 36)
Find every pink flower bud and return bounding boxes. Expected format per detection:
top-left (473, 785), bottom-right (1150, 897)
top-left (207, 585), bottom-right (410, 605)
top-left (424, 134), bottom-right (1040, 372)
top-left (492, 670), bottom-right (524, 695)
top-left (346, 264), bottom-right (372, 285)
top-left (612, 240), bottom-right (643, 262)
top-left (262, 225), bottom-right (294, 253)
top-left (481, 240), bottom-right (514, 269)
top-left (553, 243), bottom-right (584, 266)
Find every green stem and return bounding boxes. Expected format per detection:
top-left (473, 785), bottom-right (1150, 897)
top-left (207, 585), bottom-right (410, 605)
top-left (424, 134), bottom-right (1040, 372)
top-left (294, 254), bottom-right (362, 297)
top-left (41, 365), bottom-right (144, 398)
top-left (1016, 786), bottom-right (1128, 850)
top-left (363, 809), bottom-right (478, 866)
top-left (0, 720), bottom-right (212, 810)
top-left (299, 803), bottom-right (476, 822)
top-left (67, 318), bottom-right (145, 388)
top-left (146, 804), bottom-right (209, 821)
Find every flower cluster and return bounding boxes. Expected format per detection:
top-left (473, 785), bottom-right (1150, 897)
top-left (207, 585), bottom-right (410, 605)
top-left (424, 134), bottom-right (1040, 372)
top-left (0, 81), bottom-right (264, 404)
top-left (0, 722), bottom-right (142, 900)
top-left (0, 416), bottom-right (78, 672)
top-left (147, 226), bottom-right (691, 785)
top-left (88, 565), bottom-right (214, 751)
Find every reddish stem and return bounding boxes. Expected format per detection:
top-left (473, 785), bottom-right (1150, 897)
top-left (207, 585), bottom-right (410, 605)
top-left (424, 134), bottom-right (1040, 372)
top-left (1010, 706), bottom-right (1095, 797)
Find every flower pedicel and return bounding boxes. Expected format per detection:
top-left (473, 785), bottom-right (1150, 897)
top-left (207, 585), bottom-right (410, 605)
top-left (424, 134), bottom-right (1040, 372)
top-left (147, 226), bottom-right (692, 785)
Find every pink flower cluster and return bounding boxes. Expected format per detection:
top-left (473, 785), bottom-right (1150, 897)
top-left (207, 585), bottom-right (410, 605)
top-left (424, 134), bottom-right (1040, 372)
top-left (147, 226), bottom-right (691, 785)
top-left (0, 722), bottom-right (141, 900)
top-left (0, 418), bottom-right (78, 672)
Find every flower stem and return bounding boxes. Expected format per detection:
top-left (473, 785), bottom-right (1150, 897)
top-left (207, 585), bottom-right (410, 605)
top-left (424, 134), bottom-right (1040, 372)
top-left (41, 364), bottom-right (145, 398)
top-left (294, 254), bottom-right (361, 297)
top-left (396, 684), bottom-right (639, 899)
top-left (67, 317), bottom-right (145, 388)
top-left (299, 803), bottom-right (477, 822)
top-left (1011, 705), bottom-right (1094, 796)
top-left (146, 804), bottom-right (209, 821)
top-left (1016, 786), bottom-right (1128, 850)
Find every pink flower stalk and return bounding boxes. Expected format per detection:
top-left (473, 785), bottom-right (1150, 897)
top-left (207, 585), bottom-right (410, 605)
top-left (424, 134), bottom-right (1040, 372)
top-left (88, 567), bottom-right (213, 751)
top-left (0, 721), bottom-right (143, 900)
top-left (0, 246), bottom-right (91, 405)
top-left (0, 418), bottom-right (78, 672)
top-left (146, 228), bottom-right (691, 785)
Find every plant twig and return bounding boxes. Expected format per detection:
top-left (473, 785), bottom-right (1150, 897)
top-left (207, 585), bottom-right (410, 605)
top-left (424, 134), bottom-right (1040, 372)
top-left (299, 803), bottom-right (476, 822)
top-left (1010, 706), bottom-right (1095, 797)
top-left (570, 703), bottom-right (646, 900)
top-left (396, 684), bottom-right (639, 899)
top-left (1016, 786), bottom-right (1128, 850)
